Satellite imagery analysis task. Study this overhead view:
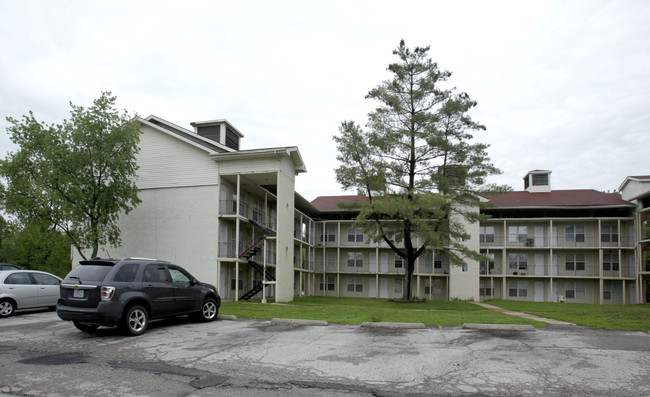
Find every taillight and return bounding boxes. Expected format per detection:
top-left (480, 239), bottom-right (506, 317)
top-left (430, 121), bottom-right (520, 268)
top-left (101, 286), bottom-right (115, 301)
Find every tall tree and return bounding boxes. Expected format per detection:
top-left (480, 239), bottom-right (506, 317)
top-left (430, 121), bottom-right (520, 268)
top-left (0, 91), bottom-right (141, 259)
top-left (4, 221), bottom-right (72, 277)
top-left (333, 41), bottom-right (501, 300)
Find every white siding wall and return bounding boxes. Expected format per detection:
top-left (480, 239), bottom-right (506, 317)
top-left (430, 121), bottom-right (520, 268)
top-left (448, 206), bottom-right (481, 300)
top-left (137, 124), bottom-right (220, 189)
top-left (85, 185), bottom-right (221, 287)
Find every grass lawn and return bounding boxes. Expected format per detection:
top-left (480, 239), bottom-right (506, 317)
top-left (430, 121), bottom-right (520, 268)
top-left (486, 300), bottom-right (650, 331)
top-left (221, 297), bottom-right (546, 327)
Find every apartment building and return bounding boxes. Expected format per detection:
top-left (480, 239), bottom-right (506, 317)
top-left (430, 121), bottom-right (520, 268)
top-left (89, 116), bottom-right (649, 304)
top-left (478, 170), bottom-right (638, 305)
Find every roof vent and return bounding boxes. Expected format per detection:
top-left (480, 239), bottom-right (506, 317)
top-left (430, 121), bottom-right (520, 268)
top-left (524, 170), bottom-right (551, 193)
top-left (190, 119), bottom-right (244, 151)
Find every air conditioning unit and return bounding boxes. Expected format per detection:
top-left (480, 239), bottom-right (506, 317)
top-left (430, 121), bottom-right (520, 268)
top-left (558, 295), bottom-right (566, 303)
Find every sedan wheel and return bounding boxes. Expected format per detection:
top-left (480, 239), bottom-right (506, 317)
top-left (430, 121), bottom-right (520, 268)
top-left (123, 305), bottom-right (148, 336)
top-left (199, 298), bottom-right (219, 322)
top-left (0, 300), bottom-right (15, 318)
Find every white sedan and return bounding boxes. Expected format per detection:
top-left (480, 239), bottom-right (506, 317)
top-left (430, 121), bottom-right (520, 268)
top-left (0, 270), bottom-right (62, 317)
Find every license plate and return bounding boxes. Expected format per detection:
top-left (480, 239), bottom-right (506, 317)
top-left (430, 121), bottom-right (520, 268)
top-left (73, 289), bottom-right (84, 298)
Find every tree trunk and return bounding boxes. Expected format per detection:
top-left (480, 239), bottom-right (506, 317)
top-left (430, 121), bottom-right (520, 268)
top-left (404, 258), bottom-right (416, 300)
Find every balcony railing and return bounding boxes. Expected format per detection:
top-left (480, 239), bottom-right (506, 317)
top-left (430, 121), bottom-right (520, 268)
top-left (294, 229), bottom-right (313, 244)
top-left (477, 263), bottom-right (635, 277)
top-left (480, 235), bottom-right (636, 248)
top-left (220, 200), bottom-right (277, 231)
top-left (293, 257), bottom-right (314, 270)
top-left (218, 241), bottom-right (276, 265)
top-left (314, 263), bottom-right (338, 273)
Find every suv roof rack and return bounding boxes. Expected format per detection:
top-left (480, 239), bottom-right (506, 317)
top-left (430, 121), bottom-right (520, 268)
top-left (122, 257), bottom-right (159, 261)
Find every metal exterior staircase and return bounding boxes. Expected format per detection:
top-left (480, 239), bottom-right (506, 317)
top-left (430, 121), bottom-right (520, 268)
top-left (239, 220), bottom-right (277, 301)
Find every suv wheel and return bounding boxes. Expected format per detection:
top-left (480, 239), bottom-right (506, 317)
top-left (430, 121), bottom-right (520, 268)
top-left (0, 299), bottom-right (15, 317)
top-left (73, 321), bottom-right (99, 333)
top-left (198, 298), bottom-right (219, 322)
top-left (123, 305), bottom-right (148, 336)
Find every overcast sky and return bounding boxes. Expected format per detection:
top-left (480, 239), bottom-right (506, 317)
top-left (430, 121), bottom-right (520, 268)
top-left (1, 0), bottom-right (648, 201)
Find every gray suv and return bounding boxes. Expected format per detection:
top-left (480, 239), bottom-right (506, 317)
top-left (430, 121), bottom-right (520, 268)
top-left (57, 258), bottom-right (220, 336)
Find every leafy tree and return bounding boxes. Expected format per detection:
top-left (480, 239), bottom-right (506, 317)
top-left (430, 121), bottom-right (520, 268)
top-left (7, 221), bottom-right (71, 277)
top-left (333, 41), bottom-right (501, 300)
top-left (0, 215), bottom-right (17, 262)
top-left (0, 92), bottom-right (141, 259)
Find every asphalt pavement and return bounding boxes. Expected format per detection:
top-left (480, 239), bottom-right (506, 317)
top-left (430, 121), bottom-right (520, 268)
top-left (0, 310), bottom-right (648, 396)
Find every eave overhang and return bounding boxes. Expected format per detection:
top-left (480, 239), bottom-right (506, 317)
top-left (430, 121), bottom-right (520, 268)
top-left (209, 146), bottom-right (307, 173)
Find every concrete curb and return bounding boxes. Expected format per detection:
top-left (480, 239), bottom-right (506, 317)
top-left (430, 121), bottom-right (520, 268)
top-left (271, 318), bottom-right (328, 326)
top-left (462, 323), bottom-right (536, 331)
top-left (217, 314), bottom-right (237, 321)
top-left (361, 322), bottom-right (426, 329)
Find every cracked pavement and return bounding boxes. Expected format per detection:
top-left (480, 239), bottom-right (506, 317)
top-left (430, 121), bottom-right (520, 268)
top-left (0, 310), bottom-right (648, 396)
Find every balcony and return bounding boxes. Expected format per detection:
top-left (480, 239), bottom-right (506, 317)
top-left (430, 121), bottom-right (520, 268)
top-left (293, 256), bottom-right (313, 270)
top-left (314, 262), bottom-right (338, 273)
top-left (294, 229), bottom-right (313, 244)
top-left (418, 265), bottom-right (450, 275)
top-left (220, 200), bottom-right (277, 231)
top-left (218, 240), bottom-right (276, 265)
top-left (477, 263), bottom-right (636, 278)
top-left (480, 235), bottom-right (636, 249)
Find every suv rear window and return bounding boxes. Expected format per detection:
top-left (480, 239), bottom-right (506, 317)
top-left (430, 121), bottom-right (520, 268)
top-left (112, 263), bottom-right (139, 283)
top-left (67, 264), bottom-right (113, 282)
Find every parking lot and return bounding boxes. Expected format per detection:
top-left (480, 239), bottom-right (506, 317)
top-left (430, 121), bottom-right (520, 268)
top-left (0, 310), bottom-right (648, 396)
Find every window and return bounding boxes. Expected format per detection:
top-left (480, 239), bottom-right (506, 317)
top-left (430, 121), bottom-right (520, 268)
top-left (508, 253), bottom-right (527, 270)
top-left (508, 280), bottom-right (527, 297)
top-left (319, 276), bottom-right (335, 291)
top-left (4, 273), bottom-right (32, 285)
top-left (565, 226), bottom-right (585, 243)
top-left (169, 267), bottom-right (192, 283)
top-left (143, 265), bottom-right (169, 283)
top-left (112, 263), bottom-right (139, 283)
top-left (434, 253), bottom-right (443, 269)
top-left (601, 224), bottom-right (619, 244)
top-left (479, 226), bottom-right (495, 243)
top-left (321, 226), bottom-right (336, 243)
top-left (347, 252), bottom-right (363, 267)
top-left (480, 253), bottom-right (495, 274)
top-left (565, 253), bottom-right (585, 271)
top-left (230, 278), bottom-right (243, 290)
top-left (508, 226), bottom-right (527, 243)
top-left (603, 253), bottom-right (620, 272)
top-left (347, 227), bottom-right (363, 243)
top-left (423, 252), bottom-right (433, 270)
top-left (479, 280), bottom-right (494, 296)
top-left (394, 255), bottom-right (403, 268)
top-left (394, 278), bottom-right (403, 294)
top-left (346, 277), bottom-right (363, 292)
top-left (603, 281), bottom-right (623, 300)
top-left (32, 273), bottom-right (60, 285)
top-left (565, 281), bottom-right (585, 299)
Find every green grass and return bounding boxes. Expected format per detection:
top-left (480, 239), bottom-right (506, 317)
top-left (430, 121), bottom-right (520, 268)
top-left (486, 300), bottom-right (650, 331)
top-left (221, 297), bottom-right (546, 327)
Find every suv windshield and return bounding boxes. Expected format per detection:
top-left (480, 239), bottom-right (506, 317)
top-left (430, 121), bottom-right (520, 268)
top-left (66, 265), bottom-right (113, 282)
